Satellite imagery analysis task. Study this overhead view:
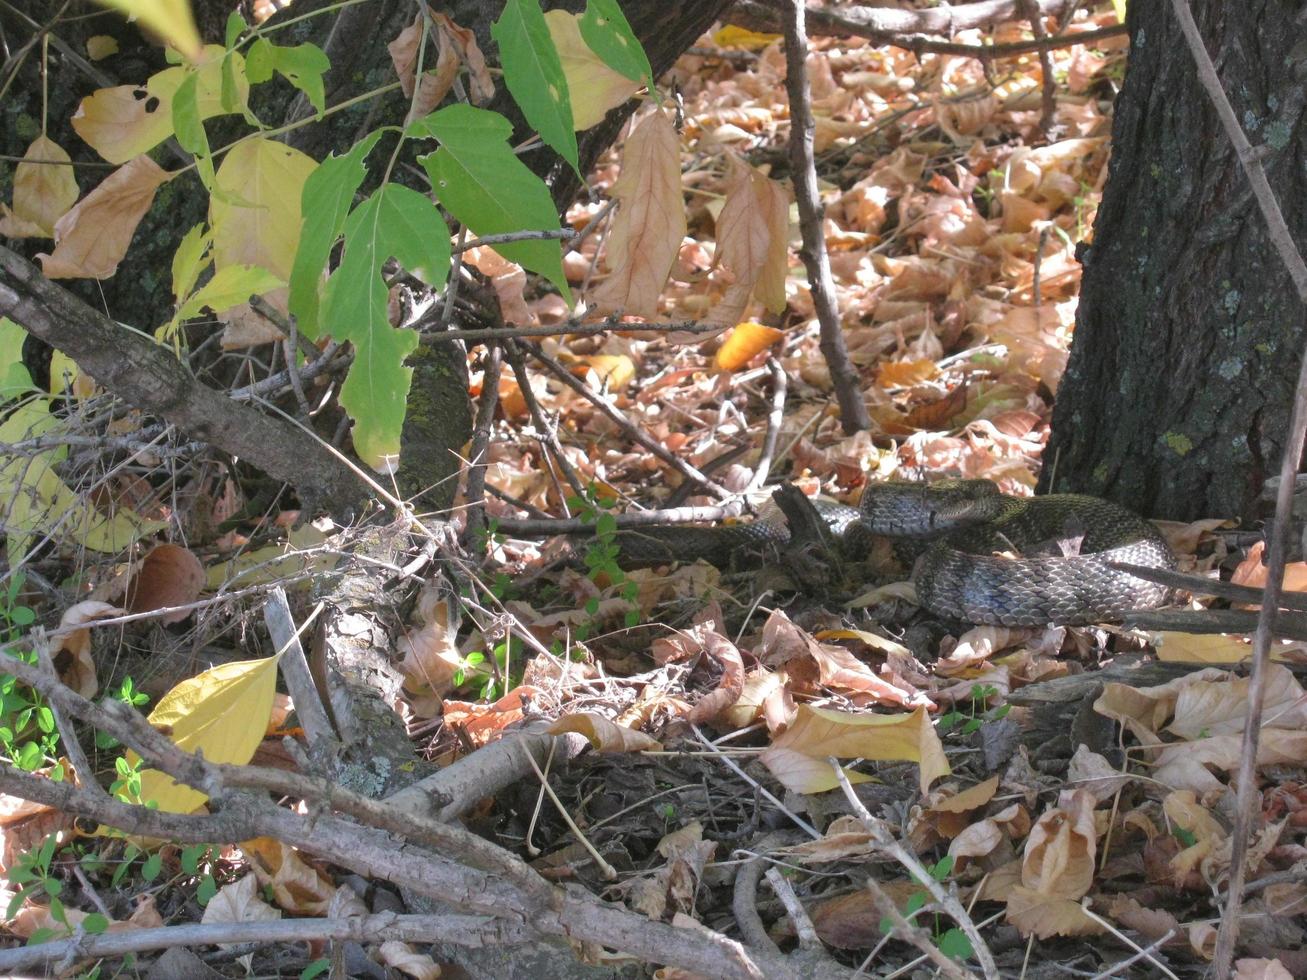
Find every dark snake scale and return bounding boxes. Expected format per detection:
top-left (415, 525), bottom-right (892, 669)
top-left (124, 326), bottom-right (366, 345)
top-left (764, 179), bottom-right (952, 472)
top-left (610, 479), bottom-right (1176, 627)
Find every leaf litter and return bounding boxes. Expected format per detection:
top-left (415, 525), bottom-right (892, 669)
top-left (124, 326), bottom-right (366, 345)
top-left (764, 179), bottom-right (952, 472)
top-left (4, 5), bottom-right (1306, 977)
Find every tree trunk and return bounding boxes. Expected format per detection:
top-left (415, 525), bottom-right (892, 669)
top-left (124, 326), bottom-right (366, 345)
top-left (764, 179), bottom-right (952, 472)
top-left (1039, 0), bottom-right (1307, 523)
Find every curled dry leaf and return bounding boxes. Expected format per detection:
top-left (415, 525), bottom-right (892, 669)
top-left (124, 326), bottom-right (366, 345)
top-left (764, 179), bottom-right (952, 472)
top-left (1021, 788), bottom-right (1096, 900)
top-left (686, 630), bottom-right (744, 724)
top-left (200, 873), bottom-right (281, 934)
top-left (546, 711), bottom-right (660, 752)
top-left (379, 940), bottom-right (442, 980)
top-left (242, 836), bottom-right (336, 915)
top-left (395, 592), bottom-right (463, 717)
top-left (54, 600), bottom-right (125, 698)
top-left (125, 543), bottom-right (205, 623)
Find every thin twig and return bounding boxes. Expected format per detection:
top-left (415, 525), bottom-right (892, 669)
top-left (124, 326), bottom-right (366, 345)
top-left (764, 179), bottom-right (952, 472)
top-left (746, 357), bottom-right (787, 493)
top-left (462, 342), bottom-right (504, 548)
top-left (1016, 0), bottom-right (1058, 135)
top-left (524, 342), bottom-right (737, 499)
top-left (1109, 561), bottom-right (1307, 612)
top-left (828, 760), bottom-right (997, 978)
top-left (782, 0), bottom-right (871, 435)
top-left (503, 340), bottom-right (587, 502)
top-left (1167, 1), bottom-right (1307, 971)
top-left (493, 503), bottom-right (749, 537)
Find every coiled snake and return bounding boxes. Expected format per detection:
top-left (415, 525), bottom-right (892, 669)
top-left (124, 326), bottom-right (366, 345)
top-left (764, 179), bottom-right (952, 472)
top-left (610, 479), bottom-right (1175, 627)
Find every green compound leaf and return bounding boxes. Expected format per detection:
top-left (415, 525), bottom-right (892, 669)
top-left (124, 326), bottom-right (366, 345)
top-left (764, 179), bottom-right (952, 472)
top-left (288, 131), bottom-right (383, 339)
top-left (245, 40), bottom-right (330, 116)
top-left (579, 0), bottom-right (652, 88)
top-left (413, 104), bottom-right (572, 303)
top-left (491, 0), bottom-right (579, 175)
top-left (320, 183), bottom-right (451, 469)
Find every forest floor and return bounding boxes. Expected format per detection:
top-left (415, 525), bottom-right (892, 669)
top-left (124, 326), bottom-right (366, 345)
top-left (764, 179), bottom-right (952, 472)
top-left (3, 4), bottom-right (1306, 979)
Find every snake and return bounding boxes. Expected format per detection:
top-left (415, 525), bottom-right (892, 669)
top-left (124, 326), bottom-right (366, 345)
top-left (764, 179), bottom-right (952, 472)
top-left (608, 479), bottom-right (1176, 627)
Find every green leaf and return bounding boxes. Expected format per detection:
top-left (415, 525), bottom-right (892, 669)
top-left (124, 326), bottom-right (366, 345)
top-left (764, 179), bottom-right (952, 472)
top-left (320, 183), bottom-right (451, 468)
top-left (300, 959), bottom-right (332, 980)
top-left (224, 10), bottom-right (247, 49)
top-left (141, 851), bottom-right (163, 882)
top-left (172, 71), bottom-right (215, 190)
top-left (268, 43), bottom-right (330, 116)
top-left (176, 265), bottom-right (285, 323)
top-left (0, 318), bottom-right (35, 399)
top-left (414, 104), bottom-right (571, 302)
top-left (82, 913), bottom-right (110, 935)
top-left (289, 131), bottom-right (383, 338)
top-left (579, 0), bottom-right (652, 87)
top-left (245, 37), bottom-right (275, 84)
top-left (491, 0), bottom-right (579, 174)
top-left (197, 873), bottom-right (217, 905)
top-left (937, 927), bottom-right (973, 961)
top-left (171, 223), bottom-right (212, 306)
top-left (241, 39), bottom-right (329, 116)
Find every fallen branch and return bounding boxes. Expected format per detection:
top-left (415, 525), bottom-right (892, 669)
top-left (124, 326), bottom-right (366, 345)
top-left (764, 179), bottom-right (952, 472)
top-left (0, 245), bottom-right (365, 513)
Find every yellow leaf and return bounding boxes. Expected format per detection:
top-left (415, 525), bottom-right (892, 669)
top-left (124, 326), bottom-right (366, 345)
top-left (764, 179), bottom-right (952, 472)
top-left (565, 353), bottom-right (635, 389)
top-left (714, 321), bottom-right (784, 372)
top-left (210, 138), bottom-right (317, 282)
top-left (129, 655), bottom-right (281, 814)
top-left (711, 26), bottom-right (782, 51)
top-left (1151, 631), bottom-right (1256, 664)
top-left (875, 359), bottom-right (941, 388)
top-left (206, 522), bottom-right (337, 590)
top-left (544, 10), bottom-right (642, 130)
top-left (547, 712), bottom-right (661, 752)
top-left (96, 0), bottom-right (202, 61)
top-left (86, 35), bottom-right (119, 60)
top-left (37, 155), bottom-right (172, 279)
top-left (758, 704), bottom-right (949, 796)
top-left (72, 47), bottom-right (246, 164)
top-left (0, 136), bottom-right (79, 239)
top-left (589, 108), bottom-right (686, 319)
top-left (0, 400), bottom-right (160, 559)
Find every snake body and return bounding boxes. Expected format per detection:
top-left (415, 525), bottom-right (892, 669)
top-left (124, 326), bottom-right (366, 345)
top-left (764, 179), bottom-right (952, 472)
top-left (612, 480), bottom-right (1175, 627)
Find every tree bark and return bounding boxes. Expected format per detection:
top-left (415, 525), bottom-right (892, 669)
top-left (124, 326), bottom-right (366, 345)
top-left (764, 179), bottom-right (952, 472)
top-left (1040, 0), bottom-right (1307, 523)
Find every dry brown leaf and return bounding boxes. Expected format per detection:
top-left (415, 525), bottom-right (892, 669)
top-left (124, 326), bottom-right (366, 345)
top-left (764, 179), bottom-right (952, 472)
top-left (0, 135), bottom-right (79, 239)
top-left (443, 685), bottom-right (540, 747)
top-left (547, 711), bottom-right (660, 752)
top-left (1233, 539), bottom-right (1307, 599)
top-left (1005, 887), bottom-right (1101, 938)
top-left (465, 245), bottom-right (532, 325)
top-left (378, 940), bottom-right (442, 980)
top-left (590, 108), bottom-right (685, 319)
top-left (1151, 631), bottom-right (1255, 664)
top-left (200, 872), bottom-right (281, 931)
top-left (1021, 788), bottom-right (1096, 899)
top-left (124, 543), bottom-right (204, 624)
top-left (37, 155), bottom-right (172, 279)
top-left (53, 600), bottom-right (124, 698)
top-left (758, 704), bottom-right (949, 795)
top-left (685, 631), bottom-right (745, 724)
top-left (395, 593), bottom-right (463, 717)
top-left (705, 156), bottom-right (788, 324)
top-left (1233, 960), bottom-right (1295, 980)
top-left (242, 836), bottom-right (336, 915)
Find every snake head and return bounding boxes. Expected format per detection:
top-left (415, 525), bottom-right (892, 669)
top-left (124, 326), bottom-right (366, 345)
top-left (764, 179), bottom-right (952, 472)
top-left (859, 478), bottom-right (1009, 537)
